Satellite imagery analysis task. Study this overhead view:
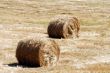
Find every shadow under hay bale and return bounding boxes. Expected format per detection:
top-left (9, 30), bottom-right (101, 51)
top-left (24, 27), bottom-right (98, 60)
top-left (47, 15), bottom-right (80, 39)
top-left (7, 63), bottom-right (18, 67)
top-left (16, 39), bottom-right (60, 67)
top-left (6, 63), bottom-right (40, 68)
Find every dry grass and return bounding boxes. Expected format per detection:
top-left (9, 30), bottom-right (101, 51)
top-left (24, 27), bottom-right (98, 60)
top-left (0, 0), bottom-right (110, 73)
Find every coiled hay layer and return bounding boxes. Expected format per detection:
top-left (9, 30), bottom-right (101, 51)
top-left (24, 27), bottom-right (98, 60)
top-left (48, 15), bottom-right (80, 38)
top-left (16, 39), bottom-right (60, 67)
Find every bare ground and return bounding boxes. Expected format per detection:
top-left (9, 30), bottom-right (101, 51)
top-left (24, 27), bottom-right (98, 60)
top-left (0, 0), bottom-right (110, 73)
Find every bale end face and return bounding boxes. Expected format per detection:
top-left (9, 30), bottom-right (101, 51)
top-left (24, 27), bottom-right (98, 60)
top-left (16, 39), bottom-right (60, 67)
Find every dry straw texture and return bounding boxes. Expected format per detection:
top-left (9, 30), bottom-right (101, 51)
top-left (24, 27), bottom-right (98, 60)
top-left (48, 15), bottom-right (80, 38)
top-left (16, 39), bottom-right (60, 67)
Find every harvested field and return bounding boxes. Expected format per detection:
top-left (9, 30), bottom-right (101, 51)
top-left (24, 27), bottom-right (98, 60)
top-left (0, 0), bottom-right (110, 73)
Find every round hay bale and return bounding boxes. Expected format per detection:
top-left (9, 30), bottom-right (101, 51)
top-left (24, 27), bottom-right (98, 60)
top-left (48, 15), bottom-right (80, 38)
top-left (16, 39), bottom-right (60, 67)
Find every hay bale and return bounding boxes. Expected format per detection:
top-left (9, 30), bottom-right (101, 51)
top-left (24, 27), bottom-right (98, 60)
top-left (48, 15), bottom-right (80, 38)
top-left (16, 39), bottom-right (60, 67)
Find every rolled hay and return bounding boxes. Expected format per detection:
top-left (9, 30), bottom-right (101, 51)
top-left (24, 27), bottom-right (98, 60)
top-left (48, 15), bottom-right (80, 38)
top-left (16, 39), bottom-right (60, 67)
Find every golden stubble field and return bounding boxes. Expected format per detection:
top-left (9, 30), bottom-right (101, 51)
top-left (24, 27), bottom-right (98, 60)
top-left (0, 0), bottom-right (110, 73)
